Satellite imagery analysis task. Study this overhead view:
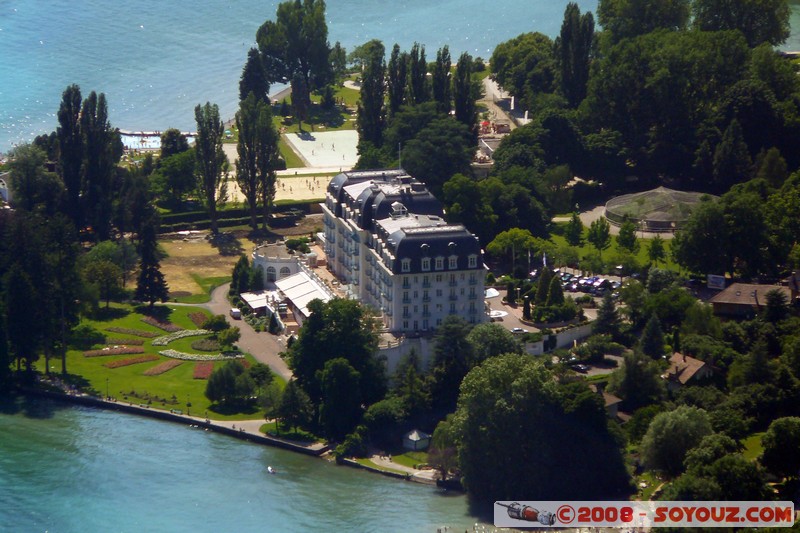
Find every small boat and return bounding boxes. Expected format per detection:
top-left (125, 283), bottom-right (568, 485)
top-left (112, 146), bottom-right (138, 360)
top-left (267, 466), bottom-right (276, 474)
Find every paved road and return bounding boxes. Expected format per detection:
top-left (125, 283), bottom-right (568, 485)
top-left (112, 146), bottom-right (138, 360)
top-left (203, 283), bottom-right (293, 381)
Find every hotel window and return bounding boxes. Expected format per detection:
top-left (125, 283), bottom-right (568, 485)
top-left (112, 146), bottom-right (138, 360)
top-left (435, 274), bottom-right (443, 283)
top-left (403, 321), bottom-right (409, 329)
top-left (449, 256), bottom-right (458, 269)
top-left (401, 258), bottom-right (410, 272)
top-left (436, 318), bottom-right (443, 326)
top-left (468, 255), bottom-right (477, 268)
top-left (436, 289), bottom-right (442, 297)
top-left (449, 303), bottom-right (456, 313)
top-left (435, 257), bottom-right (444, 270)
top-left (422, 258), bottom-right (430, 271)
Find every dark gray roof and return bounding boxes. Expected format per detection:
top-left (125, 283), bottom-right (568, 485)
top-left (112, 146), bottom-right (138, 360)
top-left (387, 226), bottom-right (482, 274)
top-left (327, 169), bottom-right (409, 218)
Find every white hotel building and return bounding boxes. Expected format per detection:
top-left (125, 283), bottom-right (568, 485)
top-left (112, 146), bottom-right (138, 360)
top-left (322, 169), bottom-right (486, 334)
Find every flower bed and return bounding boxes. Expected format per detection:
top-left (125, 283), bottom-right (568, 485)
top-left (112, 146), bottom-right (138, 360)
top-left (143, 360), bottom-right (184, 376)
top-left (84, 346), bottom-right (145, 357)
top-left (104, 354), bottom-right (159, 368)
top-left (105, 338), bottom-right (145, 346)
top-left (152, 329), bottom-right (210, 346)
top-left (193, 362), bottom-right (214, 379)
top-left (105, 327), bottom-right (158, 338)
top-left (188, 312), bottom-right (208, 328)
top-left (191, 339), bottom-right (220, 352)
top-left (159, 349), bottom-right (243, 361)
top-left (240, 359), bottom-right (251, 369)
top-left (141, 316), bottom-right (183, 332)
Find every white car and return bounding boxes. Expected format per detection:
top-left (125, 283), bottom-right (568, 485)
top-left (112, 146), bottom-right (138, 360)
top-left (511, 327), bottom-right (528, 334)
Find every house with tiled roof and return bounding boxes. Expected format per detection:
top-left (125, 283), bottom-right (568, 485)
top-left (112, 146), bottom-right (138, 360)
top-left (708, 283), bottom-right (792, 318)
top-left (661, 352), bottom-right (715, 391)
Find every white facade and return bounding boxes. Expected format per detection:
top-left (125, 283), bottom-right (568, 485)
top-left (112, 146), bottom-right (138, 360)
top-left (322, 170), bottom-right (486, 334)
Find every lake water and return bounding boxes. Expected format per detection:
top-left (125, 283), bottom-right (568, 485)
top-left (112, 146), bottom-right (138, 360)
top-left (0, 0), bottom-right (604, 153)
top-left (0, 395), bottom-right (478, 532)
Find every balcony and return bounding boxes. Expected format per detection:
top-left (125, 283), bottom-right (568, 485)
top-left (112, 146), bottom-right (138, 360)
top-left (422, 295), bottom-right (431, 303)
top-left (402, 312), bottom-right (411, 319)
top-left (449, 281), bottom-right (457, 287)
top-left (422, 281), bottom-right (431, 288)
top-left (468, 293), bottom-right (478, 300)
top-left (469, 278), bottom-right (477, 285)
top-left (449, 294), bottom-right (458, 301)
top-left (422, 311), bottom-right (431, 318)
top-left (402, 297), bottom-right (411, 304)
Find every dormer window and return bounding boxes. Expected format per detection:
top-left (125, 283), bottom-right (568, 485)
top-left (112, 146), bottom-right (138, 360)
top-left (401, 258), bottom-right (411, 272)
top-left (468, 254), bottom-right (477, 268)
top-left (422, 258), bottom-right (431, 271)
top-left (435, 257), bottom-right (444, 270)
top-left (449, 256), bottom-right (458, 269)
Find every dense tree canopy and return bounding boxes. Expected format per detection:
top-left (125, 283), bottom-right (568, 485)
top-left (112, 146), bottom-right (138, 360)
top-left (453, 354), bottom-right (631, 504)
top-left (256, 0), bottom-right (331, 113)
top-left (692, 0), bottom-right (790, 47)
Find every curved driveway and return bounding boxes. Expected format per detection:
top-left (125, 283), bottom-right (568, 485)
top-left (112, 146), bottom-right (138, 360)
top-left (203, 283), bottom-right (293, 381)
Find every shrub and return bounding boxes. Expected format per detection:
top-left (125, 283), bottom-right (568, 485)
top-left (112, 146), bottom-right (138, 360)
top-left (70, 324), bottom-right (105, 349)
top-left (202, 315), bottom-right (228, 333)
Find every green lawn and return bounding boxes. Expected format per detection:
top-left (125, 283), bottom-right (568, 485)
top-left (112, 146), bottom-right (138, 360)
top-left (635, 470), bottom-right (662, 500)
top-left (279, 137), bottom-right (305, 168)
top-left (391, 450), bottom-right (428, 469)
top-left (173, 274), bottom-right (230, 304)
top-left (38, 304), bottom-right (273, 421)
top-left (549, 222), bottom-right (680, 272)
top-left (354, 458), bottom-right (409, 476)
top-left (742, 432), bottom-right (765, 461)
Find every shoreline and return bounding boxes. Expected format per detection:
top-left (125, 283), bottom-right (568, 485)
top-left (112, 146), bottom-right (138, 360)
top-left (16, 385), bottom-right (447, 489)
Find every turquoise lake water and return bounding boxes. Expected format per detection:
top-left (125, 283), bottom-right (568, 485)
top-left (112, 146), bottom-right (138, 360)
top-left (0, 396), bottom-right (478, 532)
top-left (0, 0), bottom-right (599, 152)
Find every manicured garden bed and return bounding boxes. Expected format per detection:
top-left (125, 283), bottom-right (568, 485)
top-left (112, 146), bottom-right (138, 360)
top-left (85, 346), bottom-right (145, 357)
top-left (143, 360), bottom-right (184, 376)
top-left (193, 362), bottom-right (214, 379)
top-left (105, 355), bottom-right (159, 368)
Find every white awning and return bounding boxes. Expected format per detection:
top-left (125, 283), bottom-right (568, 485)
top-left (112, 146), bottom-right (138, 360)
top-left (275, 271), bottom-right (333, 318)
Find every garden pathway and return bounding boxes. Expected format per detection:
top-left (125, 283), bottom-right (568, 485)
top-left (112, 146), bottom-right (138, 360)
top-left (203, 283), bottom-right (293, 382)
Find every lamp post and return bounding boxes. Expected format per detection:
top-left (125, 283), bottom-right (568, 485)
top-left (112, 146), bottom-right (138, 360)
top-left (105, 378), bottom-right (109, 400)
top-left (187, 394), bottom-right (191, 417)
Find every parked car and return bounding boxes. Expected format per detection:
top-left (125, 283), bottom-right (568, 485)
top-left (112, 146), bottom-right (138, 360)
top-left (511, 327), bottom-right (528, 334)
top-left (230, 308), bottom-right (242, 319)
top-left (572, 364), bottom-right (590, 373)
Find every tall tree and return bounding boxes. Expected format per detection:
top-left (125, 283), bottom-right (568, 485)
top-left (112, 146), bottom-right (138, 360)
top-left (597, 0), bottom-right (690, 42)
top-left (236, 93), bottom-right (280, 230)
top-left (430, 315), bottom-right (474, 412)
top-left (565, 211), bottom-right (584, 246)
top-left (713, 119), bottom-right (752, 192)
top-left (453, 354), bottom-right (631, 504)
top-left (607, 351), bottom-right (665, 411)
top-left (692, 0), bottom-right (790, 47)
top-left (159, 128), bottom-right (189, 159)
top-left (387, 44), bottom-right (408, 115)
top-left (616, 218), bottom-right (638, 252)
top-left (640, 405), bottom-right (713, 476)
top-left (760, 416), bottom-right (800, 479)
top-left (329, 41), bottom-right (347, 85)
top-left (319, 358), bottom-right (362, 440)
top-left (278, 379), bottom-right (314, 433)
top-left (587, 217), bottom-right (611, 257)
top-left (4, 264), bottom-right (40, 374)
top-left (452, 52), bottom-right (479, 140)
top-left (80, 91), bottom-right (120, 241)
top-left (194, 102), bottom-right (228, 234)
top-left (7, 143), bottom-right (63, 214)
top-left (135, 221), bottom-right (169, 309)
top-left (431, 46), bottom-right (452, 114)
top-left (640, 314), bottom-right (665, 359)
top-left (57, 84), bottom-right (84, 229)
top-left (407, 43), bottom-right (428, 105)
top-left (83, 259), bottom-right (122, 309)
top-left (356, 40), bottom-right (386, 148)
top-left (648, 234), bottom-right (666, 265)
top-left (239, 47), bottom-right (271, 103)
top-left (594, 292), bottom-right (620, 338)
top-left (256, 0), bottom-right (331, 116)
top-left (555, 3), bottom-right (595, 107)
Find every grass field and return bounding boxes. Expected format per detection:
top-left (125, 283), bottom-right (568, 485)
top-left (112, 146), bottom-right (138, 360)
top-left (550, 223), bottom-right (680, 272)
top-left (39, 304), bottom-right (274, 421)
top-left (279, 137), bottom-right (306, 168)
top-left (742, 432), bottom-right (765, 461)
top-left (354, 458), bottom-right (409, 476)
top-left (391, 450), bottom-right (428, 469)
